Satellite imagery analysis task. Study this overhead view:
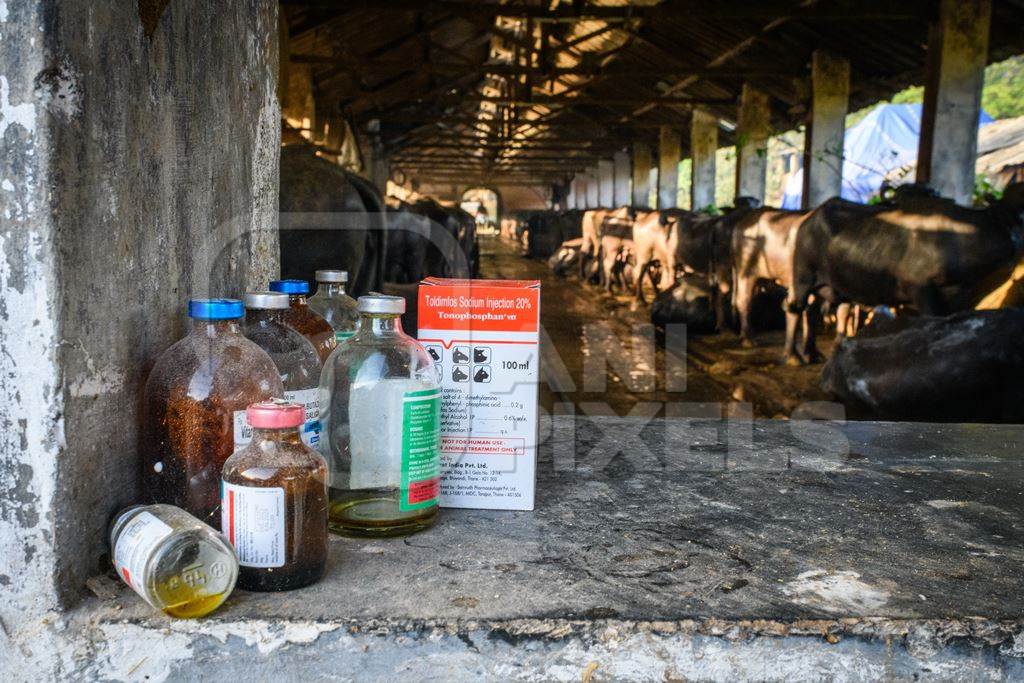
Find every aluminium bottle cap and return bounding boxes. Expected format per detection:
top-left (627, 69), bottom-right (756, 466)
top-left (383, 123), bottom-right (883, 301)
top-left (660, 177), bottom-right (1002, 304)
top-left (269, 279), bottom-right (310, 295)
top-left (188, 298), bottom-right (244, 320)
top-left (315, 270), bottom-right (349, 283)
top-left (357, 294), bottom-right (405, 315)
top-left (246, 400), bottom-right (305, 429)
top-left (243, 291), bottom-right (291, 310)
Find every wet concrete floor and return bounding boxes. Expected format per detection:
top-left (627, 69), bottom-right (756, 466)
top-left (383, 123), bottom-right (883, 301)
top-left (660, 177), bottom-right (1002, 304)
top-left (479, 236), bottom-right (737, 417)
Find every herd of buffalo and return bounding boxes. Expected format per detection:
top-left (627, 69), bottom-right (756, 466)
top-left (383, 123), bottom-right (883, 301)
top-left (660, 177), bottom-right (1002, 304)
top-left (276, 141), bottom-right (1024, 421)
top-left (520, 182), bottom-right (1024, 421)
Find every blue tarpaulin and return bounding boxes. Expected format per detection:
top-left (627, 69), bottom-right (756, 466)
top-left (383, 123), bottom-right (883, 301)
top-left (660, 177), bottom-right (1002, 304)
top-left (781, 104), bottom-right (993, 208)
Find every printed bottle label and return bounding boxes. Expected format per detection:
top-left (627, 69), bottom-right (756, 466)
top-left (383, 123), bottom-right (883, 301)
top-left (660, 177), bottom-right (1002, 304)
top-left (232, 410), bottom-right (253, 450)
top-left (399, 388), bottom-right (441, 511)
top-left (335, 330), bottom-right (355, 343)
top-left (221, 482), bottom-right (286, 568)
top-left (284, 386), bottom-right (321, 448)
top-left (114, 511), bottom-right (174, 596)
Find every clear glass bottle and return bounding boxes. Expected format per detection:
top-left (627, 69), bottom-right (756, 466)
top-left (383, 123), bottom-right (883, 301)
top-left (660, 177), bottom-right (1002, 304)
top-left (307, 270), bottom-right (360, 344)
top-left (110, 504), bottom-right (238, 618)
top-left (142, 299), bottom-right (284, 529)
top-left (243, 291), bottom-right (323, 450)
top-left (269, 279), bottom-right (336, 363)
top-left (319, 294), bottom-right (441, 537)
top-left (221, 401), bottom-right (328, 591)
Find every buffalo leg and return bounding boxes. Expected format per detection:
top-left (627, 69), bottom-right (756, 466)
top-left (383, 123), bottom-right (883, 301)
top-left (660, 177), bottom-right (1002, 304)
top-left (782, 308), bottom-right (802, 365)
top-left (734, 275), bottom-right (756, 346)
top-left (800, 298), bottom-right (824, 364)
top-left (835, 302), bottom-right (850, 338)
top-left (634, 260), bottom-right (649, 303)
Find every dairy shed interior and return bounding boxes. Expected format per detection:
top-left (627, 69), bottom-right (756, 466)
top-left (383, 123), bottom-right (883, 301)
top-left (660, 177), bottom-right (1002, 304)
top-left (4, 0), bottom-right (1024, 679)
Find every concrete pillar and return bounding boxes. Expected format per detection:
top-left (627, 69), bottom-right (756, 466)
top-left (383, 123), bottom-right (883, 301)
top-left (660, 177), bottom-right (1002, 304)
top-left (690, 109), bottom-right (718, 211)
top-left (803, 51), bottom-right (850, 207)
top-left (613, 151), bottom-right (631, 206)
top-left (658, 126), bottom-right (681, 209)
top-left (632, 141), bottom-right (653, 208)
top-left (598, 159), bottom-right (615, 207)
top-left (735, 84), bottom-right (771, 202)
top-left (916, 0), bottom-right (992, 205)
top-left (1, 0), bottom-right (280, 633)
top-left (586, 168), bottom-right (600, 207)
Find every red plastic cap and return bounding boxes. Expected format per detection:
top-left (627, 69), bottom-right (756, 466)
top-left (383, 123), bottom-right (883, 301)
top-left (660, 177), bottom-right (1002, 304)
top-left (247, 401), bottom-right (305, 429)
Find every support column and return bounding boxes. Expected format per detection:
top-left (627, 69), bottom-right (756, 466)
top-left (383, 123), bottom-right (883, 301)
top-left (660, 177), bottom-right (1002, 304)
top-left (735, 84), bottom-right (771, 202)
top-left (916, 0), bottom-right (992, 205)
top-left (690, 109), bottom-right (718, 211)
top-left (804, 51), bottom-right (850, 207)
top-left (0, 0), bottom-right (279, 631)
top-left (598, 159), bottom-right (615, 207)
top-left (632, 141), bottom-right (653, 208)
top-left (658, 126), bottom-right (681, 209)
top-left (613, 151), bottom-right (631, 206)
top-left (586, 168), bottom-right (600, 208)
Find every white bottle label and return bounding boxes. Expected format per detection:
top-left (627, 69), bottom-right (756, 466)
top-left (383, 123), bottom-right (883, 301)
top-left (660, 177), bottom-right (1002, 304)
top-left (113, 511), bottom-right (174, 595)
top-left (221, 482), bottom-right (286, 568)
top-left (284, 387), bottom-right (321, 448)
top-left (233, 410), bottom-right (253, 449)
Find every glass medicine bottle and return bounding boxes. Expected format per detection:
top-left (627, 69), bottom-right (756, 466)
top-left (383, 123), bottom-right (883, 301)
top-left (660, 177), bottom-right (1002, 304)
top-left (110, 504), bottom-right (238, 618)
top-left (243, 291), bottom-right (323, 449)
top-left (142, 299), bottom-right (284, 528)
top-left (319, 294), bottom-right (441, 537)
top-left (221, 401), bottom-right (328, 591)
top-left (269, 279), bottom-right (336, 363)
top-left (307, 270), bottom-right (360, 344)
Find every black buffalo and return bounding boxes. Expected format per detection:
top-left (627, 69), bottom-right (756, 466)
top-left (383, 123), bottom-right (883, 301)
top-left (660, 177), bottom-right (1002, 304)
top-left (789, 185), bottom-right (1024, 356)
top-left (279, 144), bottom-right (386, 297)
top-left (822, 308), bottom-right (1024, 422)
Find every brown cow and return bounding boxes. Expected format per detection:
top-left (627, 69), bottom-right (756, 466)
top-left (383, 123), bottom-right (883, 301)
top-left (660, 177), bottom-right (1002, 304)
top-left (731, 207), bottom-right (815, 363)
top-left (598, 206), bottom-right (637, 292)
top-left (631, 209), bottom-right (677, 302)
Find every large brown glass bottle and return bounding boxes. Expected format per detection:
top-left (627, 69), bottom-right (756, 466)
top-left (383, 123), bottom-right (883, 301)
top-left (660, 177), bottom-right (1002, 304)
top-left (221, 400), bottom-right (328, 591)
top-left (269, 279), bottom-right (336, 362)
top-left (141, 299), bottom-right (284, 529)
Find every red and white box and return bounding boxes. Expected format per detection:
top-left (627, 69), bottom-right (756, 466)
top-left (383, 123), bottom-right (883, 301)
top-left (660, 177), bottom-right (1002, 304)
top-left (418, 278), bottom-right (541, 510)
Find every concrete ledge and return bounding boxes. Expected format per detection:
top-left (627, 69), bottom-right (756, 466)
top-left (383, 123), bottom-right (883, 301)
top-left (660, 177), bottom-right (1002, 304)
top-left (15, 417), bottom-right (1024, 680)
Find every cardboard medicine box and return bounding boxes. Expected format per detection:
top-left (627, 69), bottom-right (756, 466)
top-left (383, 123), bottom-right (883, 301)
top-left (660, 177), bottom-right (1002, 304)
top-left (418, 278), bottom-right (540, 510)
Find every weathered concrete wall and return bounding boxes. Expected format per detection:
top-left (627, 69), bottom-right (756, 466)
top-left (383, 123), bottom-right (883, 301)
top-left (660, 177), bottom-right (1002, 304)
top-left (0, 0), bottom-right (280, 637)
top-left (613, 150), bottom-right (630, 207)
top-left (658, 126), bottom-right (681, 209)
top-left (735, 84), bottom-right (770, 202)
top-left (597, 159), bottom-right (614, 207)
top-left (916, 0), bottom-right (992, 205)
top-left (805, 51), bottom-right (849, 207)
top-left (690, 109), bottom-right (718, 210)
top-left (631, 141), bottom-right (652, 208)
top-left (585, 167), bottom-right (599, 207)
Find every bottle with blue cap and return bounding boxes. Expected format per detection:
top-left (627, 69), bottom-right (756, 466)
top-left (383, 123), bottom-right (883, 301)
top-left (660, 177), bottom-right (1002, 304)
top-left (141, 298), bottom-right (284, 528)
top-left (269, 279), bottom-right (336, 363)
top-left (242, 291), bottom-right (323, 449)
top-left (307, 270), bottom-right (359, 343)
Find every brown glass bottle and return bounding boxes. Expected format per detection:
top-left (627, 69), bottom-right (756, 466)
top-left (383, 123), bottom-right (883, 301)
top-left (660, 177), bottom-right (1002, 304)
top-left (142, 299), bottom-right (284, 529)
top-left (269, 279), bottom-right (336, 362)
top-left (221, 401), bottom-right (328, 591)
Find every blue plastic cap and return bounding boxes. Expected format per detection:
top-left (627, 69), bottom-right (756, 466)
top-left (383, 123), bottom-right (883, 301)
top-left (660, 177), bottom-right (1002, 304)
top-left (188, 298), bottom-right (244, 320)
top-left (269, 279), bottom-right (310, 295)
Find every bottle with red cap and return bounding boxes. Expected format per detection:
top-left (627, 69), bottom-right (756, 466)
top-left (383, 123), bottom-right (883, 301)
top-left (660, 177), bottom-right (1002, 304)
top-left (221, 400), bottom-right (328, 591)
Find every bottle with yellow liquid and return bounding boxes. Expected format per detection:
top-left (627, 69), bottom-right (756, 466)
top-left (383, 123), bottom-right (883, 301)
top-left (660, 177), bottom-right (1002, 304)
top-left (110, 504), bottom-right (238, 618)
top-left (319, 294), bottom-right (441, 537)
